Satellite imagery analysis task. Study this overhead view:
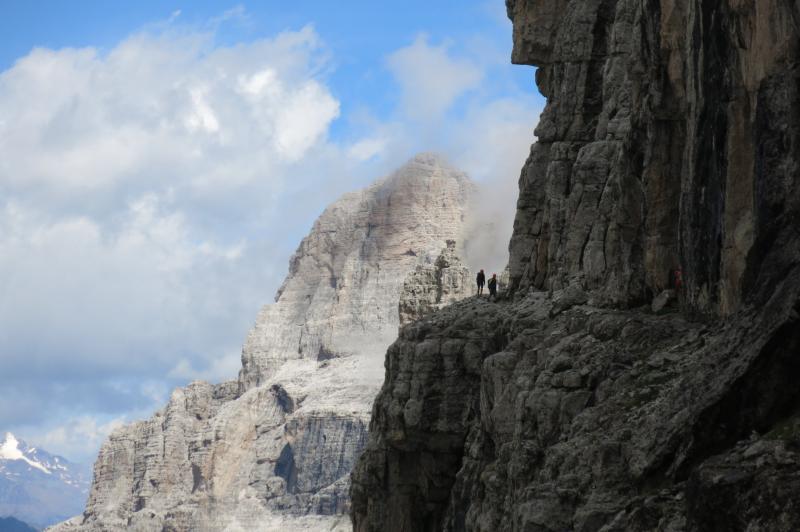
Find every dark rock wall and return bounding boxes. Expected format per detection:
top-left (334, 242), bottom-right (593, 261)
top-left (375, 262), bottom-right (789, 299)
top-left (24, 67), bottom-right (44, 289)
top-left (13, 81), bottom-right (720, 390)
top-left (351, 1), bottom-right (800, 531)
top-left (352, 289), bottom-right (800, 531)
top-left (506, 0), bottom-right (800, 315)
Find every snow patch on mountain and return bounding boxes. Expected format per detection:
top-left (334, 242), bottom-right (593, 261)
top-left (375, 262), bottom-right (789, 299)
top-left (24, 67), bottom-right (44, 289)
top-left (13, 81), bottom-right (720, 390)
top-left (0, 433), bottom-right (91, 529)
top-left (1, 433), bottom-right (51, 474)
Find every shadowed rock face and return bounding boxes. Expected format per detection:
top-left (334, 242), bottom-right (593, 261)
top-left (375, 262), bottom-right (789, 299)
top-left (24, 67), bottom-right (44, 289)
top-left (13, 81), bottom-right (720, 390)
top-left (506, 0), bottom-right (800, 316)
top-left (351, 289), bottom-right (800, 532)
top-left (351, 2), bottom-right (800, 531)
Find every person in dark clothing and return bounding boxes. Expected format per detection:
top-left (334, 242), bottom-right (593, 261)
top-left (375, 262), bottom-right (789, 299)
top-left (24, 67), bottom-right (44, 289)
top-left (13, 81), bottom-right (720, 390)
top-left (476, 269), bottom-right (486, 295)
top-left (488, 273), bottom-right (498, 300)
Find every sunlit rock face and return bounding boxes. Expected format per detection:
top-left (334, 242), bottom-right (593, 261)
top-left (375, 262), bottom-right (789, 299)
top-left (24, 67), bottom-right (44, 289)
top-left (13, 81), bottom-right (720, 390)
top-left (351, 2), bottom-right (800, 531)
top-left (49, 153), bottom-right (476, 532)
top-left (240, 152), bottom-right (476, 390)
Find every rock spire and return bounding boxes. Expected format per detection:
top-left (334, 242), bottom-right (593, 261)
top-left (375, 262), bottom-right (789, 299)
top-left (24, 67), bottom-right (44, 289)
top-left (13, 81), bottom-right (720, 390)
top-left (50, 153), bottom-right (476, 532)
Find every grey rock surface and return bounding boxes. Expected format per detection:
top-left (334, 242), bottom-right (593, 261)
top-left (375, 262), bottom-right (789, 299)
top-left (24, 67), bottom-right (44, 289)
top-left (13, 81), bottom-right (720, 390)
top-left (399, 240), bottom-right (476, 326)
top-left (351, 282), bottom-right (800, 531)
top-left (506, 0), bottom-right (800, 317)
top-left (50, 154), bottom-right (476, 532)
top-left (351, 1), bottom-right (800, 531)
top-left (651, 289), bottom-right (676, 314)
top-left (240, 153), bottom-right (476, 391)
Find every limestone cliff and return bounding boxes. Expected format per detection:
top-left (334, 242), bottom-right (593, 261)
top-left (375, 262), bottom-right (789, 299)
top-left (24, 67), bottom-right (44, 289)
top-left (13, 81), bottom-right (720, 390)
top-left (399, 240), bottom-right (476, 326)
top-left (506, 0), bottom-right (799, 316)
top-left (51, 153), bottom-right (476, 532)
top-left (351, 1), bottom-right (800, 531)
top-left (240, 153), bottom-right (476, 390)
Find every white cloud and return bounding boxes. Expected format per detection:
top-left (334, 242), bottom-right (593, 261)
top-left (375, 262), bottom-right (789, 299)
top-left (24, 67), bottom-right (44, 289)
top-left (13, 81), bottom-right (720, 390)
top-left (168, 351), bottom-right (242, 383)
top-left (0, 15), bottom-right (545, 464)
top-left (186, 87), bottom-right (221, 133)
top-left (274, 81), bottom-right (340, 160)
top-left (386, 34), bottom-right (483, 121)
top-left (0, 197), bottom-right (250, 376)
top-left (348, 137), bottom-right (387, 161)
top-left (0, 24), bottom-right (355, 464)
top-left (36, 415), bottom-right (128, 463)
top-left (0, 24), bottom-right (338, 192)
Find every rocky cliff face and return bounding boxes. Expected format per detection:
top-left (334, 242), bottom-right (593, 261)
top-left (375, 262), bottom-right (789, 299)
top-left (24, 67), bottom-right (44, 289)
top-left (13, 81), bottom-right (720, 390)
top-left (240, 154), bottom-right (475, 390)
top-left (351, 1), bottom-right (800, 531)
top-left (506, 0), bottom-right (799, 316)
top-left (399, 240), bottom-right (476, 326)
top-left (51, 153), bottom-right (476, 532)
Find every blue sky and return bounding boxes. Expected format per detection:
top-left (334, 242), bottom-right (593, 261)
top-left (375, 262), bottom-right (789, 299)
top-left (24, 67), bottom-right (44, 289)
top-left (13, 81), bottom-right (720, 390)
top-left (0, 1), bottom-right (538, 135)
top-left (0, 2), bottom-right (543, 463)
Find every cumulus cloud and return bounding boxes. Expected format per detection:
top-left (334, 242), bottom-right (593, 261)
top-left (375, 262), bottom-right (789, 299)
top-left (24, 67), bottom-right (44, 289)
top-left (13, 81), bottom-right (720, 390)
top-left (0, 24), bottom-right (339, 196)
top-left (0, 15), bottom-right (543, 462)
top-left (0, 22), bottom-right (356, 460)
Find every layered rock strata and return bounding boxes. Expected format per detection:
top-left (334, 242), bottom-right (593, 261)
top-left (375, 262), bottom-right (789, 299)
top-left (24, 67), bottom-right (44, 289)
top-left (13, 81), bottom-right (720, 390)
top-left (399, 240), bottom-right (476, 326)
top-left (352, 283), bottom-right (800, 531)
top-left (351, 1), bottom-right (800, 530)
top-left (506, 0), bottom-right (799, 316)
top-left (52, 153), bottom-right (476, 532)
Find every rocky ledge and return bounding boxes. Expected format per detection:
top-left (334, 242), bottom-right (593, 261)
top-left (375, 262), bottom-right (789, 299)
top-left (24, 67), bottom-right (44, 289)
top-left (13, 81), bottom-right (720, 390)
top-left (351, 280), bottom-right (800, 531)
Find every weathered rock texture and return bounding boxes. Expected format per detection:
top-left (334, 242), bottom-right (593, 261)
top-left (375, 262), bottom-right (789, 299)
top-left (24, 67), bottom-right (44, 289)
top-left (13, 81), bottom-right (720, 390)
top-left (506, 0), bottom-right (799, 316)
top-left (351, 1), bottom-right (800, 531)
top-left (240, 154), bottom-right (476, 390)
top-left (399, 240), bottom-right (476, 326)
top-left (51, 154), bottom-right (476, 532)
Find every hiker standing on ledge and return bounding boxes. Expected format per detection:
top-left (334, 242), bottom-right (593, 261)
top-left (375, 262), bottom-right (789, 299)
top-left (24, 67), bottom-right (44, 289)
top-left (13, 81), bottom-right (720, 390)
top-left (476, 269), bottom-right (486, 295)
top-left (488, 273), bottom-right (498, 300)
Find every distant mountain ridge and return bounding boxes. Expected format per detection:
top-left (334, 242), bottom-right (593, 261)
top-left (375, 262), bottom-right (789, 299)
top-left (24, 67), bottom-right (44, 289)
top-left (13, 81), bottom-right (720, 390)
top-left (0, 516), bottom-right (37, 532)
top-left (0, 433), bottom-right (90, 530)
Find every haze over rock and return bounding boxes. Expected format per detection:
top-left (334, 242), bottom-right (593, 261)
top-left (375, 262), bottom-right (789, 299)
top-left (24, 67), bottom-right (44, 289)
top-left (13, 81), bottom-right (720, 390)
top-left (49, 153), bottom-right (476, 531)
top-left (239, 152), bottom-right (475, 391)
top-left (399, 239), bottom-right (476, 326)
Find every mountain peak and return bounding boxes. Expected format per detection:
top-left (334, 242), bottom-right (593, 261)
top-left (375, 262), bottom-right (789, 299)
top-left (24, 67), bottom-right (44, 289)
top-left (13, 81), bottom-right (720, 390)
top-left (402, 152), bottom-right (466, 177)
top-left (410, 151), bottom-right (448, 166)
top-left (0, 432), bottom-right (51, 474)
top-left (378, 152), bottom-right (473, 197)
top-left (0, 433), bottom-right (91, 528)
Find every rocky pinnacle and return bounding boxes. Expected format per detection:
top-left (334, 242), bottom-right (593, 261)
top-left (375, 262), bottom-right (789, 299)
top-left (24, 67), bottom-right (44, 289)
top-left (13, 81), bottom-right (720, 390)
top-left (49, 153), bottom-right (476, 532)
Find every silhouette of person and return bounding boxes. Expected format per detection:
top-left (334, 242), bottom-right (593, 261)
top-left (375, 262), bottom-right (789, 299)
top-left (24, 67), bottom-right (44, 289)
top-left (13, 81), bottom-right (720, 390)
top-left (488, 273), bottom-right (498, 300)
top-left (475, 270), bottom-right (486, 295)
top-left (476, 269), bottom-right (486, 295)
